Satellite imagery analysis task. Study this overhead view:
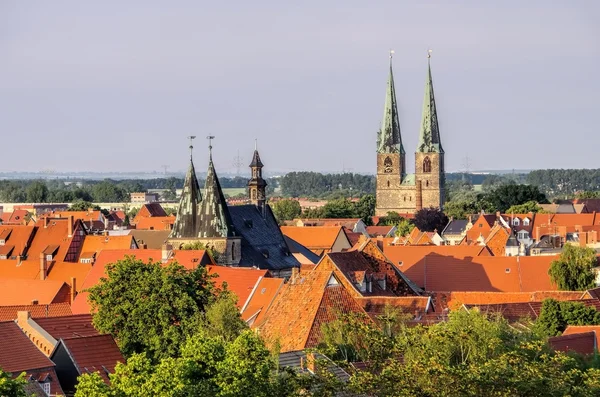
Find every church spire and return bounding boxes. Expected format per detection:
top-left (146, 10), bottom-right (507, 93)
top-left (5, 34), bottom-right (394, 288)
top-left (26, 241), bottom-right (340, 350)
top-left (170, 139), bottom-right (202, 239)
top-left (198, 138), bottom-right (234, 238)
top-left (417, 50), bottom-right (443, 153)
top-left (248, 139), bottom-right (267, 211)
top-left (377, 50), bottom-right (405, 155)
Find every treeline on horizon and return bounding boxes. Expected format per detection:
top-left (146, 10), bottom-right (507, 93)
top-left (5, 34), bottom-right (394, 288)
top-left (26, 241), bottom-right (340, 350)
top-left (0, 169), bottom-right (598, 204)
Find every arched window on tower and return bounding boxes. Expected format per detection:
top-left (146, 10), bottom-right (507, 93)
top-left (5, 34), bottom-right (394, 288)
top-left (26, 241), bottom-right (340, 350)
top-left (387, 181), bottom-right (390, 187)
top-left (423, 157), bottom-right (432, 173)
top-left (426, 180), bottom-right (429, 187)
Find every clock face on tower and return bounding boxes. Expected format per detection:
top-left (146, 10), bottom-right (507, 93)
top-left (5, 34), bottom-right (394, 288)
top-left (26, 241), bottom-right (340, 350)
top-left (383, 156), bottom-right (393, 173)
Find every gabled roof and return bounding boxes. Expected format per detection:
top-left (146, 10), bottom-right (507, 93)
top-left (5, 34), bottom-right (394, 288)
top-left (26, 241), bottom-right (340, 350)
top-left (0, 279), bottom-right (69, 305)
top-left (34, 314), bottom-right (98, 340)
top-left (442, 219), bottom-right (469, 235)
top-left (134, 216), bottom-right (175, 231)
top-left (229, 205), bottom-right (301, 271)
top-left (80, 235), bottom-right (137, 257)
top-left (46, 261), bottom-right (92, 292)
top-left (280, 226), bottom-right (345, 251)
top-left (548, 332), bottom-right (596, 355)
top-left (366, 225), bottom-right (395, 237)
top-left (283, 235), bottom-right (320, 266)
top-left (170, 159), bottom-right (202, 239)
top-left (2, 210), bottom-right (30, 225)
top-left (563, 325), bottom-right (600, 352)
top-left (28, 218), bottom-right (76, 262)
top-left (54, 334), bottom-right (125, 383)
top-left (0, 321), bottom-right (55, 372)
top-left (259, 271), bottom-right (369, 352)
top-left (128, 230), bottom-right (170, 249)
top-left (206, 265), bottom-right (268, 308)
top-left (465, 299), bottom-right (600, 322)
top-left (0, 303), bottom-right (72, 322)
top-left (241, 277), bottom-right (285, 325)
top-left (0, 226), bottom-right (35, 258)
top-left (136, 203), bottom-right (167, 218)
top-left (433, 291), bottom-right (588, 312)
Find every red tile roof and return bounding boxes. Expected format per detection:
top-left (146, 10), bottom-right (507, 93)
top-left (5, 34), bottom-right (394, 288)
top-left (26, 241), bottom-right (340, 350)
top-left (28, 218), bottom-right (77, 262)
top-left (71, 249), bottom-right (213, 314)
top-left (0, 321), bottom-right (54, 373)
top-left (532, 213), bottom-right (599, 240)
top-left (34, 314), bottom-right (98, 340)
top-left (357, 296), bottom-right (432, 318)
top-left (80, 235), bottom-right (137, 257)
top-left (465, 299), bottom-right (600, 322)
top-left (0, 226), bottom-right (35, 257)
top-left (365, 226), bottom-right (395, 237)
top-left (206, 266), bottom-right (269, 308)
top-left (280, 226), bottom-right (346, 252)
top-left (135, 203), bottom-right (167, 219)
top-left (549, 331), bottom-right (596, 355)
top-left (563, 325), bottom-right (600, 352)
top-left (134, 216), bottom-right (175, 231)
top-left (0, 279), bottom-right (69, 306)
top-left (58, 334), bottom-right (125, 383)
top-left (433, 291), bottom-right (587, 312)
top-left (241, 277), bottom-right (285, 325)
top-left (0, 303), bottom-right (72, 322)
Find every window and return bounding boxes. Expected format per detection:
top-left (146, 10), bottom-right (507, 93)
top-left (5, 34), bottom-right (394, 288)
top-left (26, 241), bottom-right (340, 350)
top-left (0, 239), bottom-right (4, 246)
top-left (41, 382), bottom-right (50, 395)
top-left (426, 180), bottom-right (429, 187)
top-left (383, 156), bottom-right (393, 173)
top-left (231, 242), bottom-right (235, 261)
top-left (513, 218), bottom-right (520, 226)
top-left (523, 218), bottom-right (530, 226)
top-left (403, 196), bottom-right (406, 202)
top-left (46, 254), bottom-right (53, 261)
top-left (518, 231), bottom-right (529, 240)
top-left (387, 181), bottom-right (390, 187)
top-left (423, 156), bottom-right (432, 173)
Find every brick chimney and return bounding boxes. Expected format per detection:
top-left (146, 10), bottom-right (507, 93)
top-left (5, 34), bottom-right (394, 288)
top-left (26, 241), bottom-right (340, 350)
top-left (161, 243), bottom-right (173, 263)
top-left (290, 267), bottom-right (300, 284)
top-left (306, 352), bottom-right (317, 374)
top-left (68, 215), bottom-right (74, 237)
top-left (44, 216), bottom-right (50, 228)
top-left (70, 277), bottom-right (77, 303)
top-left (39, 252), bottom-right (47, 280)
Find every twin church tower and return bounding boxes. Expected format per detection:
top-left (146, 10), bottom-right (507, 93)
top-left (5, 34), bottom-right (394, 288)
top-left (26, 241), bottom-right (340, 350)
top-left (375, 52), bottom-right (445, 216)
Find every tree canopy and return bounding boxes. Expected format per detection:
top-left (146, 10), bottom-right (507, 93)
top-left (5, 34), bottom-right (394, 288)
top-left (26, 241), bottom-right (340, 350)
top-left (413, 207), bottom-right (448, 232)
top-left (548, 245), bottom-right (598, 291)
top-left (271, 199), bottom-right (302, 222)
top-left (535, 299), bottom-right (600, 336)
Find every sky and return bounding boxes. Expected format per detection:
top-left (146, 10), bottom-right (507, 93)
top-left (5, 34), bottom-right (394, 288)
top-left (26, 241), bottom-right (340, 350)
top-left (0, 1), bottom-right (598, 175)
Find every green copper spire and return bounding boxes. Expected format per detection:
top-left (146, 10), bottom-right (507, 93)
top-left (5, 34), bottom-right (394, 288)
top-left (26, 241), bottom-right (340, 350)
top-left (377, 51), bottom-right (404, 154)
top-left (417, 51), bottom-right (443, 153)
top-left (170, 142), bottom-right (202, 239)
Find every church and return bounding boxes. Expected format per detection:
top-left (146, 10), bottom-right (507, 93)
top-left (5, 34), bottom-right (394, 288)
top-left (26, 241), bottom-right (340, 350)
top-left (168, 139), bottom-right (300, 276)
top-left (375, 53), bottom-right (446, 216)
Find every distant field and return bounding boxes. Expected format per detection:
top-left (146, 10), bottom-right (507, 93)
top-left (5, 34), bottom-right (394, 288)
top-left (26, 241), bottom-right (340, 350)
top-left (222, 188), bottom-right (246, 197)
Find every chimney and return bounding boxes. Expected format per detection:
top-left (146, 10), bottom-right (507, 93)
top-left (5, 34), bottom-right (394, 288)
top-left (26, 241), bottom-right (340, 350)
top-left (70, 277), bottom-right (77, 303)
top-left (39, 252), bottom-right (47, 280)
top-left (290, 267), bottom-right (299, 284)
top-left (31, 299), bottom-right (39, 305)
top-left (16, 311), bottom-right (31, 328)
top-left (306, 352), bottom-right (317, 374)
top-left (44, 216), bottom-right (50, 228)
top-left (415, 180), bottom-right (423, 211)
top-left (161, 243), bottom-right (173, 263)
top-left (68, 215), bottom-right (74, 237)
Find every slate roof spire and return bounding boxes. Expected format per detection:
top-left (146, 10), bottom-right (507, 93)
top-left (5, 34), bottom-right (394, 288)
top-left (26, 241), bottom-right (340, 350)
top-left (170, 138), bottom-right (202, 239)
top-left (417, 50), bottom-right (443, 153)
top-left (377, 50), bottom-right (404, 155)
top-left (249, 139), bottom-right (264, 168)
top-left (198, 138), bottom-right (235, 238)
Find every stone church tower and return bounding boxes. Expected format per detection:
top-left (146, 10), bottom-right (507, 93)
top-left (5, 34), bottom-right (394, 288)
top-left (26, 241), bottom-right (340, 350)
top-left (375, 53), bottom-right (445, 216)
top-left (247, 141), bottom-right (267, 214)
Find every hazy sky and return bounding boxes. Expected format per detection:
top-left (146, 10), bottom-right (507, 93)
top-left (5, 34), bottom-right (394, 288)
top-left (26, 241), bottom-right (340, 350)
top-left (1, 1), bottom-right (598, 174)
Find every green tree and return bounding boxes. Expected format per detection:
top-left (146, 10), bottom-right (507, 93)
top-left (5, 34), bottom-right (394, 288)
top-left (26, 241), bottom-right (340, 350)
top-left (377, 212), bottom-right (415, 237)
top-left (486, 183), bottom-right (549, 213)
top-left (0, 370), bottom-right (27, 397)
top-left (271, 199), bottom-right (302, 222)
top-left (322, 198), bottom-right (355, 219)
top-left (87, 256), bottom-right (215, 362)
top-left (505, 200), bottom-right (545, 214)
top-left (25, 180), bottom-right (49, 203)
top-left (74, 372), bottom-right (111, 397)
top-left (548, 245), bottom-right (598, 291)
top-left (354, 194), bottom-right (376, 226)
top-left (413, 207), bottom-right (448, 232)
top-left (202, 292), bottom-right (247, 342)
top-left (91, 180), bottom-right (128, 202)
top-left (70, 199), bottom-right (100, 211)
top-left (535, 299), bottom-right (600, 336)
top-left (395, 218), bottom-right (414, 237)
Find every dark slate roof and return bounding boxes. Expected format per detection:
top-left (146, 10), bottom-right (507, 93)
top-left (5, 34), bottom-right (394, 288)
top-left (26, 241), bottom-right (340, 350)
top-left (506, 231), bottom-right (519, 247)
top-left (249, 149), bottom-right (264, 168)
top-left (283, 235), bottom-right (320, 265)
top-left (129, 230), bottom-right (170, 249)
top-left (442, 219), bottom-right (468, 235)
top-left (229, 205), bottom-right (300, 270)
top-left (198, 159), bottom-right (234, 238)
top-left (170, 160), bottom-right (202, 239)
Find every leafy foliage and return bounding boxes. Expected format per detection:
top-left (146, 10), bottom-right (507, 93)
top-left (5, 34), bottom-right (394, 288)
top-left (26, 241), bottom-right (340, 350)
top-left (377, 212), bottom-right (414, 237)
top-left (505, 200), bottom-right (546, 214)
top-left (535, 299), bottom-right (600, 336)
top-left (0, 370), bottom-right (27, 397)
top-left (87, 256), bottom-right (215, 362)
top-left (485, 183), bottom-right (549, 213)
top-left (528, 169), bottom-right (600, 198)
top-left (548, 245), bottom-right (598, 291)
top-left (280, 172), bottom-right (375, 198)
top-left (271, 199), bottom-right (302, 222)
top-left (413, 207), bottom-right (448, 232)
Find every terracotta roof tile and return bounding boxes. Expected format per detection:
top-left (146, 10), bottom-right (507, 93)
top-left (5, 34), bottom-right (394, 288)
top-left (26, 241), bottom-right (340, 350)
top-left (433, 291), bottom-right (587, 312)
top-left (280, 226), bottom-right (346, 251)
top-left (80, 235), bottom-right (137, 258)
top-left (206, 265), bottom-right (268, 308)
top-left (241, 277), bottom-right (285, 325)
top-left (46, 261), bottom-right (92, 293)
top-left (135, 203), bottom-right (167, 220)
top-left (0, 303), bottom-right (72, 322)
top-left (357, 296), bottom-right (432, 318)
top-left (0, 321), bottom-right (55, 373)
top-left (0, 279), bottom-right (68, 306)
top-left (549, 331), bottom-right (596, 355)
top-left (134, 216), bottom-right (175, 231)
top-left (0, 226), bottom-right (35, 258)
top-left (34, 314), bottom-right (98, 340)
top-left (58, 334), bottom-right (125, 383)
top-left (29, 218), bottom-right (80, 262)
top-left (563, 325), bottom-right (600, 352)
top-left (466, 299), bottom-right (600, 322)
top-left (365, 226), bottom-right (395, 237)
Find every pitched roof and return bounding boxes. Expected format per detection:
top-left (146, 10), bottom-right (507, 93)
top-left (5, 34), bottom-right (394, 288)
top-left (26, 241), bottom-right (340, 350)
top-left (198, 158), bottom-right (234, 238)
top-left (128, 230), bottom-right (170, 249)
top-left (136, 203), bottom-right (167, 218)
top-left (134, 216), bottom-right (175, 231)
top-left (229, 205), bottom-right (301, 271)
top-left (532, 213), bottom-right (599, 239)
top-left (442, 219), bottom-right (469, 235)
top-left (0, 226), bottom-right (35, 257)
top-left (241, 277), bottom-right (285, 325)
top-left (27, 218), bottom-right (76, 262)
top-left (34, 314), bottom-right (98, 340)
top-left (249, 149), bottom-right (264, 168)
top-left (0, 279), bottom-right (68, 305)
top-left (433, 291), bottom-right (587, 312)
top-left (416, 57), bottom-right (442, 153)
top-left (280, 226), bottom-right (344, 250)
top-left (283, 235), bottom-right (320, 266)
top-left (563, 325), bottom-right (600, 352)
top-left (170, 159), bottom-right (202, 239)
top-left (259, 271), bottom-right (368, 352)
top-left (0, 303), bottom-right (72, 322)
top-left (377, 57), bottom-right (404, 155)
top-left (0, 321), bottom-right (55, 372)
top-left (46, 261), bottom-right (92, 292)
top-left (465, 299), bottom-right (600, 322)
top-left (206, 265), bottom-right (268, 307)
top-left (71, 249), bottom-right (213, 314)
top-left (366, 226), bottom-right (395, 237)
top-left (80, 235), bottom-right (136, 257)
top-left (56, 334), bottom-right (125, 383)
top-left (548, 332), bottom-right (596, 355)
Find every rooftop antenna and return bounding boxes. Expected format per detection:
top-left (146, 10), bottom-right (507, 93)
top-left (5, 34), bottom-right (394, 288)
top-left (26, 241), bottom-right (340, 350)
top-left (232, 150), bottom-right (244, 176)
top-left (206, 135), bottom-right (215, 160)
top-left (187, 136), bottom-right (196, 160)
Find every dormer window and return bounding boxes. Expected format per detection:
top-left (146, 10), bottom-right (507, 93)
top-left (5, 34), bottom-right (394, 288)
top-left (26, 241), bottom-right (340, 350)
top-left (513, 218), bottom-right (520, 226)
top-left (0, 239), bottom-right (4, 246)
top-left (523, 218), bottom-right (530, 226)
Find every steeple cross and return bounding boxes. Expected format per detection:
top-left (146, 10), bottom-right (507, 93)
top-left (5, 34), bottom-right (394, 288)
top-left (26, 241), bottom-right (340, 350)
top-left (207, 135), bottom-right (215, 158)
top-left (187, 136), bottom-right (196, 160)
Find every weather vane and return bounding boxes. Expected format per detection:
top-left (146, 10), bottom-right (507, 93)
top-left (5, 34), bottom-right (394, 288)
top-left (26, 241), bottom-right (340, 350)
top-left (187, 136), bottom-right (196, 160)
top-left (427, 49), bottom-right (433, 59)
top-left (207, 135), bottom-right (215, 157)
top-left (254, 138), bottom-right (258, 151)
top-left (389, 49), bottom-right (395, 59)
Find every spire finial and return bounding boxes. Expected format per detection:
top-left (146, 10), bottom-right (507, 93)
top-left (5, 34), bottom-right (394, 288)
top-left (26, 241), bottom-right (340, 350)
top-left (254, 138), bottom-right (258, 151)
top-left (389, 49), bottom-right (395, 66)
top-left (427, 48), bottom-right (433, 61)
top-left (187, 136), bottom-right (196, 160)
top-left (206, 135), bottom-right (215, 160)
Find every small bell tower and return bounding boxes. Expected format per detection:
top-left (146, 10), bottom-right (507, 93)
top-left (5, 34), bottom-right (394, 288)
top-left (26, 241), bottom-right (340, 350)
top-left (248, 140), bottom-right (267, 212)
